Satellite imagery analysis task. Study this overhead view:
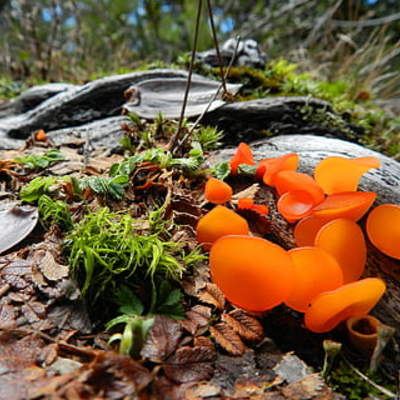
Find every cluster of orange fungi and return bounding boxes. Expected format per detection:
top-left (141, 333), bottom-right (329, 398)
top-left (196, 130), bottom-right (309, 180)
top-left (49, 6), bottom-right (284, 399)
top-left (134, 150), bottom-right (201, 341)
top-left (196, 143), bottom-right (400, 333)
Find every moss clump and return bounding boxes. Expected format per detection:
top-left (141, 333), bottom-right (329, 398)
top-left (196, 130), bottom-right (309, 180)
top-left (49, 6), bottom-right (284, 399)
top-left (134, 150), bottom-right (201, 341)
top-left (65, 207), bottom-right (188, 307)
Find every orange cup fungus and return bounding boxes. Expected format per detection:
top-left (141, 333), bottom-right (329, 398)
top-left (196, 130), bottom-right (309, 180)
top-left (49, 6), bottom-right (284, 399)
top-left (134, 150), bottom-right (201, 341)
top-left (230, 142), bottom-right (255, 174)
top-left (312, 191), bottom-right (376, 222)
top-left (315, 218), bottom-right (366, 283)
top-left (304, 278), bottom-right (386, 333)
top-left (277, 190), bottom-right (315, 223)
top-left (294, 215), bottom-right (330, 247)
top-left (366, 204), bottom-right (400, 259)
top-left (273, 170), bottom-right (325, 205)
top-left (196, 206), bottom-right (249, 250)
top-left (237, 198), bottom-right (269, 216)
top-left (257, 153), bottom-right (299, 184)
top-left (204, 177), bottom-right (233, 204)
top-left (210, 235), bottom-right (294, 311)
top-left (285, 247), bottom-right (343, 312)
top-left (315, 156), bottom-right (381, 194)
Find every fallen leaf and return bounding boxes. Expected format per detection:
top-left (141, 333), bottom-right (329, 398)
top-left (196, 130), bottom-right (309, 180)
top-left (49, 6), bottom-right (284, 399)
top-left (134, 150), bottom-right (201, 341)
top-left (198, 283), bottom-right (226, 310)
top-left (162, 346), bottom-right (216, 383)
top-left (38, 251), bottom-right (69, 281)
top-left (222, 309), bottom-right (264, 342)
top-left (180, 305), bottom-right (212, 335)
top-left (210, 323), bottom-right (246, 356)
top-left (232, 183), bottom-right (260, 201)
top-left (281, 373), bottom-right (332, 400)
top-left (194, 336), bottom-right (215, 352)
top-left (0, 206), bottom-right (38, 255)
top-left (140, 315), bottom-right (182, 362)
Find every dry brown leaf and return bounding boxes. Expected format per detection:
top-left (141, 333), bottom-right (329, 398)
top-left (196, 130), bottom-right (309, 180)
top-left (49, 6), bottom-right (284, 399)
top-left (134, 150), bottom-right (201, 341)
top-left (232, 183), bottom-right (260, 202)
top-left (193, 336), bottom-right (215, 352)
top-left (210, 323), bottom-right (246, 356)
top-left (222, 309), bottom-right (264, 342)
top-left (39, 251), bottom-right (69, 281)
top-left (181, 305), bottom-right (212, 335)
top-left (281, 373), bottom-right (333, 400)
top-left (198, 283), bottom-right (225, 310)
top-left (140, 315), bottom-right (182, 362)
top-left (162, 346), bottom-right (216, 384)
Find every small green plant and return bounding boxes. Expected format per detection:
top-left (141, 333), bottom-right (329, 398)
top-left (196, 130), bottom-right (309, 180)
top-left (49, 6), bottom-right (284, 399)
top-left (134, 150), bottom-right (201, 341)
top-left (15, 149), bottom-right (65, 170)
top-left (20, 176), bottom-right (71, 202)
top-left (65, 207), bottom-right (188, 306)
top-left (38, 195), bottom-right (73, 231)
top-left (193, 126), bottom-right (223, 151)
top-left (78, 175), bottom-right (129, 200)
top-left (106, 281), bottom-right (185, 357)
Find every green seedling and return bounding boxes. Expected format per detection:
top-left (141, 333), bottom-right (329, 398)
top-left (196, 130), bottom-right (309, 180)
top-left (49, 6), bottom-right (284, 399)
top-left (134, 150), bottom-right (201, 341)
top-left (15, 149), bottom-right (65, 170)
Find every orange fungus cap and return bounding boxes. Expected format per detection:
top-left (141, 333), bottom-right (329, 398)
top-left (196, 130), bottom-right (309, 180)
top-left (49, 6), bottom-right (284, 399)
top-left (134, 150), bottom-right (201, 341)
top-left (277, 191), bottom-right (314, 223)
top-left (315, 156), bottom-right (381, 194)
top-left (312, 191), bottom-right (376, 221)
top-left (314, 218), bottom-right (366, 283)
top-left (272, 170), bottom-right (325, 205)
top-left (196, 206), bottom-right (249, 250)
top-left (210, 235), bottom-right (294, 311)
top-left (285, 247), bottom-right (343, 312)
top-left (257, 153), bottom-right (299, 183)
top-left (366, 204), bottom-right (400, 259)
top-left (304, 278), bottom-right (386, 333)
top-left (294, 215), bottom-right (331, 247)
top-left (205, 177), bottom-right (233, 204)
top-left (230, 142), bottom-right (255, 174)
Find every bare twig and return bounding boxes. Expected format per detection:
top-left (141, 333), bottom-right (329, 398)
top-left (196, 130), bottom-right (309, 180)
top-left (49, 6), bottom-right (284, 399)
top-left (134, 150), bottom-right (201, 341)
top-left (175, 35), bottom-right (241, 152)
top-left (206, 0), bottom-right (227, 95)
top-left (168, 0), bottom-right (203, 154)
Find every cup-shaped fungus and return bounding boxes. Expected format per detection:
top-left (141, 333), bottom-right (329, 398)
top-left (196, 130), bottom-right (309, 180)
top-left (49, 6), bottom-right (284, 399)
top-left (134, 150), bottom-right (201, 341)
top-left (210, 235), bottom-right (294, 311)
top-left (230, 142), bottom-right (255, 174)
top-left (315, 218), bottom-right (366, 283)
top-left (304, 278), bottom-right (386, 333)
top-left (238, 198), bottom-right (269, 216)
top-left (257, 153), bottom-right (299, 184)
top-left (366, 204), bottom-right (400, 260)
top-left (277, 191), bottom-right (315, 223)
top-left (312, 191), bottom-right (376, 222)
top-left (285, 247), bottom-right (343, 312)
top-left (294, 215), bottom-right (331, 247)
top-left (196, 206), bottom-right (249, 250)
top-left (205, 177), bottom-right (233, 204)
top-left (315, 156), bottom-right (380, 194)
top-left (273, 170), bottom-right (325, 205)
top-left (346, 315), bottom-right (380, 355)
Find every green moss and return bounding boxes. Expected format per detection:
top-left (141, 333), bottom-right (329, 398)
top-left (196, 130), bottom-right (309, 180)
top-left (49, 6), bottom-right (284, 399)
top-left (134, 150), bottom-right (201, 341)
top-left (329, 360), bottom-right (396, 400)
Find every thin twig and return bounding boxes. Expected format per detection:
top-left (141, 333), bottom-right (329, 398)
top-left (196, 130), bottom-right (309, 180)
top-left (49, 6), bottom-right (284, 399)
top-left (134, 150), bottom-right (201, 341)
top-left (206, 0), bottom-right (227, 95)
top-left (168, 0), bottom-right (203, 154)
top-left (175, 36), bottom-right (241, 151)
top-left (341, 356), bottom-right (397, 399)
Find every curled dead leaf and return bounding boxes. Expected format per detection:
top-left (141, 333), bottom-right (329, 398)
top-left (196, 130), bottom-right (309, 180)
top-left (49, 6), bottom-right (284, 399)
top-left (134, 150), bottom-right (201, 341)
top-left (210, 323), bottom-right (246, 356)
top-left (198, 283), bottom-right (226, 310)
top-left (140, 315), bottom-right (182, 363)
top-left (162, 346), bottom-right (216, 383)
top-left (39, 251), bottom-right (69, 281)
top-left (222, 309), bottom-right (264, 342)
top-left (0, 206), bottom-right (38, 255)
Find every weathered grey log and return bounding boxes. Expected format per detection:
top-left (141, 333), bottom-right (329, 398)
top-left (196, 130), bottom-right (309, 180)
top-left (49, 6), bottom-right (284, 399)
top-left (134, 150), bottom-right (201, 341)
top-left (203, 96), bottom-right (363, 141)
top-left (47, 116), bottom-right (129, 149)
top-left (0, 69), bottom-right (209, 141)
top-left (123, 77), bottom-right (241, 119)
top-left (0, 83), bottom-right (77, 118)
top-left (210, 134), bottom-right (400, 335)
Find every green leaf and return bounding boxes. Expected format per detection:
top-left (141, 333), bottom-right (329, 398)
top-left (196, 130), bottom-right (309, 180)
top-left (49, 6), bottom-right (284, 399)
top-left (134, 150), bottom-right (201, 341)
top-left (213, 161), bottom-right (231, 180)
top-left (15, 149), bottom-right (65, 170)
top-left (237, 164), bottom-right (257, 175)
top-left (115, 285), bottom-right (144, 315)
